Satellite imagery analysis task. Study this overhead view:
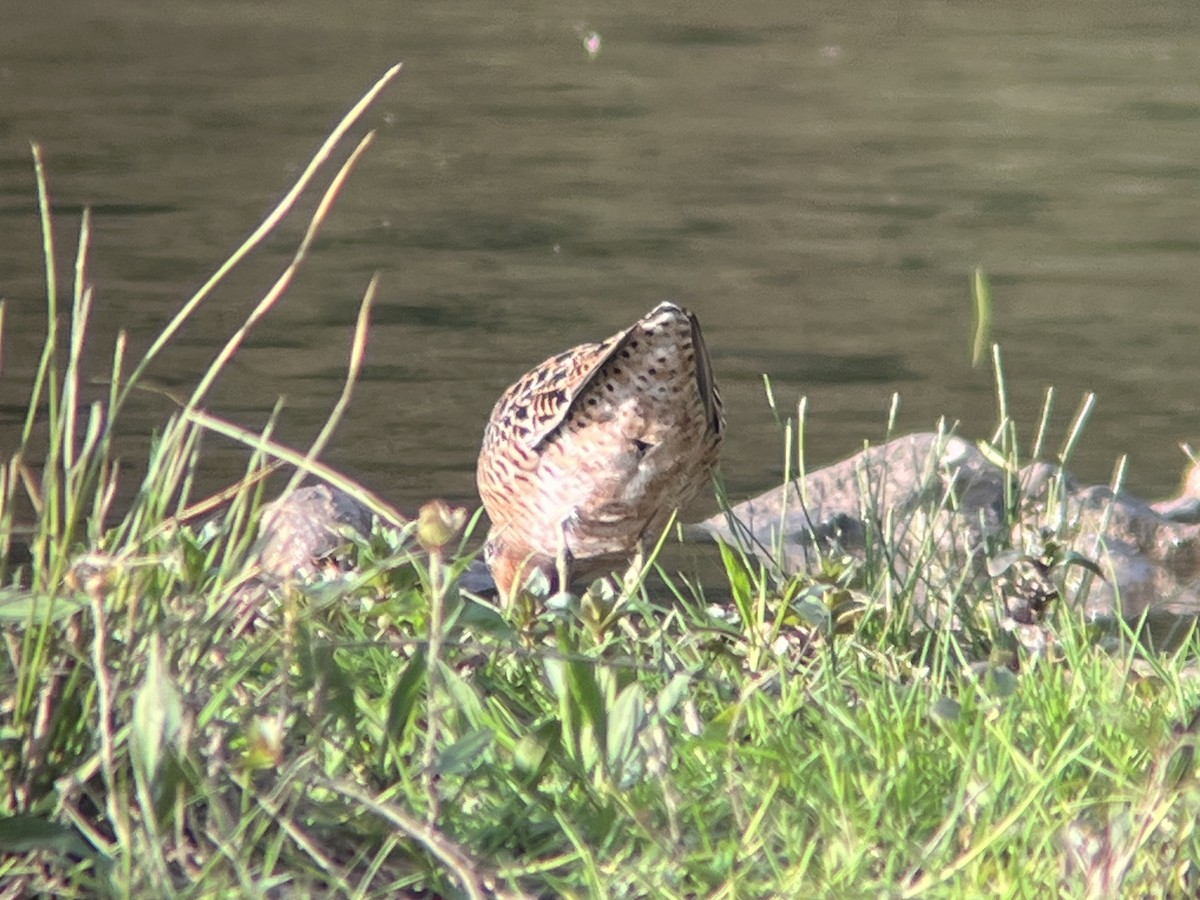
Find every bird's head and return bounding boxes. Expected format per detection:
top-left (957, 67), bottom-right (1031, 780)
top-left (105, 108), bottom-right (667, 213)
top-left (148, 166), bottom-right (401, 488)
top-left (483, 533), bottom-right (559, 605)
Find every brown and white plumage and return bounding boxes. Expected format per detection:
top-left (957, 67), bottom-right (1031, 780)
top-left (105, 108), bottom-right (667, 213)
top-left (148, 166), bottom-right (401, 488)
top-left (477, 302), bottom-right (724, 600)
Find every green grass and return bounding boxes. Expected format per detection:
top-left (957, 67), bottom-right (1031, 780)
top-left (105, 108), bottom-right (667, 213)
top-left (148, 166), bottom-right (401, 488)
top-left (2, 66), bottom-right (1200, 898)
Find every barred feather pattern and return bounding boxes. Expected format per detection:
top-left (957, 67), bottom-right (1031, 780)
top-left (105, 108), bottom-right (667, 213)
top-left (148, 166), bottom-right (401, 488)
top-left (477, 302), bottom-right (724, 599)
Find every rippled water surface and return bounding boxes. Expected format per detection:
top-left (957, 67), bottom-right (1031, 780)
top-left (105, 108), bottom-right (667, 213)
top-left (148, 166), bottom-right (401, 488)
top-left (3, 0), bottom-right (1200, 518)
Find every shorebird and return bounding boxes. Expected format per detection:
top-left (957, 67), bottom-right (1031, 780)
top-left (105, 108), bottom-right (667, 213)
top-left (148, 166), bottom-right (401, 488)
top-left (477, 302), bottom-right (724, 601)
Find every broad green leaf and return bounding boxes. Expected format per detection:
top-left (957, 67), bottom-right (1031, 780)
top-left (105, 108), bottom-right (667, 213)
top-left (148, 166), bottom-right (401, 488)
top-left (931, 696), bottom-right (962, 723)
top-left (439, 661), bottom-right (487, 729)
top-left (131, 635), bottom-right (183, 784)
top-left (385, 647), bottom-right (427, 746)
top-left (716, 540), bottom-right (755, 626)
top-left (436, 727), bottom-right (493, 776)
top-left (792, 599), bottom-right (831, 630)
top-left (0, 588), bottom-right (86, 622)
top-left (656, 672), bottom-right (692, 718)
top-left (513, 721), bottom-right (560, 783)
top-left (606, 682), bottom-right (645, 773)
top-left (543, 657), bottom-right (575, 755)
top-left (543, 657), bottom-right (566, 702)
top-left (455, 597), bottom-right (513, 639)
top-left (578, 721), bottom-right (601, 774)
top-left (983, 666), bottom-right (1018, 699)
top-left (595, 663), bottom-right (619, 708)
top-left (565, 654), bottom-right (606, 755)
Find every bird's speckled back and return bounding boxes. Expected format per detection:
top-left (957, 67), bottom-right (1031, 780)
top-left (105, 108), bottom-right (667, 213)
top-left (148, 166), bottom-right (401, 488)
top-left (477, 302), bottom-right (723, 599)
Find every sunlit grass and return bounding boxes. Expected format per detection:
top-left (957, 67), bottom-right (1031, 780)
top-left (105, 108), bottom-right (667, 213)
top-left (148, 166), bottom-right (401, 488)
top-left (2, 67), bottom-right (1199, 897)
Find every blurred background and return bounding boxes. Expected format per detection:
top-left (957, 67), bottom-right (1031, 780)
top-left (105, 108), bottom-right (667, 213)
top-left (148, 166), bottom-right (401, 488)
top-left (2, 0), bottom-right (1199, 518)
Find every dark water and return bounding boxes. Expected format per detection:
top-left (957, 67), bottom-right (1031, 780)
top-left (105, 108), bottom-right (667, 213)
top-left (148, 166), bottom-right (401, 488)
top-left (2, 0), bottom-right (1200, 521)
